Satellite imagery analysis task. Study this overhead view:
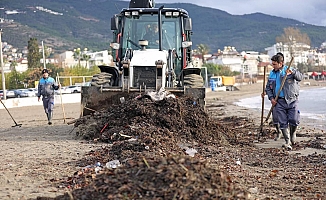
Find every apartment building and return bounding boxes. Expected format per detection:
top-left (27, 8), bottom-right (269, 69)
top-left (265, 42), bottom-right (326, 66)
top-left (57, 50), bottom-right (112, 68)
top-left (206, 46), bottom-right (271, 77)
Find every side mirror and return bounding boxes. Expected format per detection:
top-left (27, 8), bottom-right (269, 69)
top-left (111, 16), bottom-right (118, 30)
top-left (184, 18), bottom-right (192, 31)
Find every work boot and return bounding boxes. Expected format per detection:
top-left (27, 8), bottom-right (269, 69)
top-left (48, 111), bottom-right (53, 125)
top-left (281, 128), bottom-right (292, 150)
top-left (289, 125), bottom-right (297, 145)
top-left (274, 124), bottom-right (281, 141)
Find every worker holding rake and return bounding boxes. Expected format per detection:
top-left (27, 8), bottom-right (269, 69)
top-left (261, 52), bottom-right (283, 140)
top-left (265, 54), bottom-right (303, 150)
top-left (37, 68), bottom-right (60, 125)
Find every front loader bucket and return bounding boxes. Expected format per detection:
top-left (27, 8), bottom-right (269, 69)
top-left (81, 86), bottom-right (206, 116)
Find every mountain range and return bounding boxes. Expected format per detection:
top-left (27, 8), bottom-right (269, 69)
top-left (1, 0), bottom-right (326, 55)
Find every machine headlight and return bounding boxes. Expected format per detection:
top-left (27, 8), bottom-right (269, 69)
top-left (125, 12), bottom-right (131, 16)
top-left (165, 11), bottom-right (172, 16)
top-left (173, 12), bottom-right (179, 17)
top-left (132, 11), bottom-right (139, 16)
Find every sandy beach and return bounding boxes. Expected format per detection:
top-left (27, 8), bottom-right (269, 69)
top-left (0, 80), bottom-right (325, 199)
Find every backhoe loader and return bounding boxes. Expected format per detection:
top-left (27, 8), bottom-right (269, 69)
top-left (81, 0), bottom-right (205, 115)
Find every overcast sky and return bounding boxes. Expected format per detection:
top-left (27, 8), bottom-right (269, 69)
top-left (156, 0), bottom-right (326, 26)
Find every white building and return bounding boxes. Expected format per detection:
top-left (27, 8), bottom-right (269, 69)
top-left (58, 50), bottom-right (113, 68)
top-left (265, 42), bottom-right (312, 65)
top-left (241, 51), bottom-right (270, 76)
top-left (207, 46), bottom-right (243, 72)
top-left (207, 46), bottom-right (268, 76)
top-left (57, 51), bottom-right (85, 68)
top-left (88, 50), bottom-right (113, 67)
top-left (15, 58), bottom-right (28, 73)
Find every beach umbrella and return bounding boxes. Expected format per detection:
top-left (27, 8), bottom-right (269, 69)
top-left (311, 71), bottom-right (318, 76)
top-left (321, 71), bottom-right (326, 76)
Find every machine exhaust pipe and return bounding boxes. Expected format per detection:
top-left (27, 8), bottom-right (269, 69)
top-left (158, 5), bottom-right (164, 51)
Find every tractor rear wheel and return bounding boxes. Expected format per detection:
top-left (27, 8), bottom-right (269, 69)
top-left (183, 74), bottom-right (204, 88)
top-left (90, 72), bottom-right (113, 87)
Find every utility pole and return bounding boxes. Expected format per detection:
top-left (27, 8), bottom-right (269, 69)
top-left (242, 54), bottom-right (247, 86)
top-left (0, 29), bottom-right (6, 100)
top-left (42, 41), bottom-right (46, 69)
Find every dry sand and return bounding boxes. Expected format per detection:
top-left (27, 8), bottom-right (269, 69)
top-left (0, 80), bottom-right (325, 200)
top-left (0, 102), bottom-right (105, 199)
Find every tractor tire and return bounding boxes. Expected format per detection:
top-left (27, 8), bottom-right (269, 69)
top-left (183, 74), bottom-right (204, 88)
top-left (91, 72), bottom-right (113, 87)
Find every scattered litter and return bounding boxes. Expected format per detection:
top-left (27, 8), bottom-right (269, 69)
top-left (120, 97), bottom-right (125, 103)
top-left (95, 166), bottom-right (102, 174)
top-left (106, 160), bottom-right (121, 169)
top-left (248, 187), bottom-right (259, 194)
top-left (185, 148), bottom-right (197, 157)
top-left (143, 87), bottom-right (175, 101)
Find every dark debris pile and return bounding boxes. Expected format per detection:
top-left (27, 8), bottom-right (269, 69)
top-left (36, 95), bottom-right (326, 200)
top-left (36, 96), bottom-right (252, 200)
top-left (41, 156), bottom-right (248, 200)
top-left (76, 95), bottom-right (233, 142)
top-left (74, 95), bottom-right (239, 162)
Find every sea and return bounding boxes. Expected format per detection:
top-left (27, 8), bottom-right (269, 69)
top-left (235, 87), bottom-right (326, 130)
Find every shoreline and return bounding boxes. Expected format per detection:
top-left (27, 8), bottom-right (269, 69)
top-left (206, 80), bottom-right (326, 132)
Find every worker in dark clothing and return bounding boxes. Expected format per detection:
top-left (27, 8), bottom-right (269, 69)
top-left (261, 92), bottom-right (281, 140)
top-left (262, 52), bottom-right (285, 140)
top-left (272, 52), bottom-right (284, 140)
top-left (143, 23), bottom-right (159, 46)
top-left (37, 69), bottom-right (60, 125)
top-left (265, 54), bottom-right (303, 150)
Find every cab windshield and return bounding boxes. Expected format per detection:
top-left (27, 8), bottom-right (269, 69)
top-left (122, 14), bottom-right (182, 52)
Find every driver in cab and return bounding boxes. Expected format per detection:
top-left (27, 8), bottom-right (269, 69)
top-left (143, 23), bottom-right (159, 45)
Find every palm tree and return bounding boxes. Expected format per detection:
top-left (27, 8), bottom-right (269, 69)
top-left (73, 48), bottom-right (82, 66)
top-left (82, 53), bottom-right (91, 68)
top-left (196, 44), bottom-right (210, 65)
top-left (73, 48), bottom-right (90, 67)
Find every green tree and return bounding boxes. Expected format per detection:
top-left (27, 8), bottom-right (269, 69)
top-left (8, 61), bottom-right (22, 89)
top-left (7, 67), bottom-right (24, 89)
top-left (219, 65), bottom-right (238, 76)
top-left (46, 63), bottom-right (64, 79)
top-left (73, 48), bottom-right (82, 66)
top-left (204, 63), bottom-right (220, 75)
top-left (73, 48), bottom-right (90, 67)
top-left (204, 63), bottom-right (239, 77)
top-left (27, 38), bottom-right (41, 69)
top-left (82, 53), bottom-right (91, 68)
top-left (296, 63), bottom-right (309, 73)
top-left (43, 45), bottom-right (51, 58)
top-left (23, 67), bottom-right (43, 88)
top-left (9, 61), bottom-right (18, 71)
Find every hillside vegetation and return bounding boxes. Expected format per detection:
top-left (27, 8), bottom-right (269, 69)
top-left (1, 0), bottom-right (326, 53)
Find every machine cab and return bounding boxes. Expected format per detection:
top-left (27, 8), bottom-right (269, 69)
top-left (111, 8), bottom-right (193, 73)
